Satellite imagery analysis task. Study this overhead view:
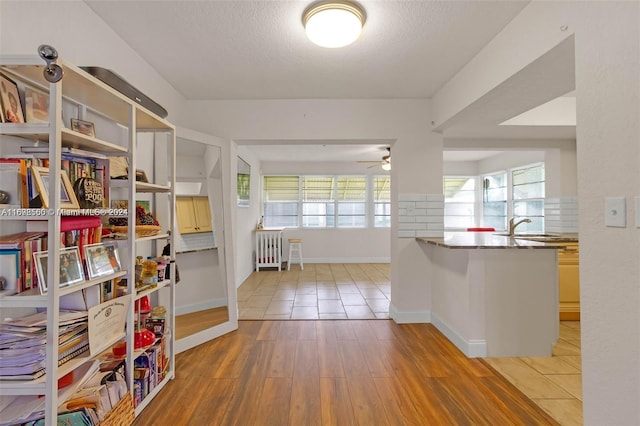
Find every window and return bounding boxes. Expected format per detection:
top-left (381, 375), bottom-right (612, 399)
top-left (263, 175), bottom-right (390, 229)
top-left (373, 176), bottom-right (391, 227)
top-left (337, 177), bottom-right (367, 227)
top-left (302, 176), bottom-right (335, 227)
top-left (482, 172), bottom-right (507, 231)
top-left (444, 177), bottom-right (476, 229)
top-left (512, 164), bottom-right (545, 233)
top-left (263, 176), bottom-right (299, 228)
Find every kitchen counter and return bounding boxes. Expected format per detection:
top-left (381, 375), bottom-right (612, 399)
top-left (416, 232), bottom-right (575, 249)
top-left (417, 232), bottom-right (562, 358)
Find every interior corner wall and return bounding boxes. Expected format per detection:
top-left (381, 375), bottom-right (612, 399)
top-left (234, 146), bottom-right (261, 286)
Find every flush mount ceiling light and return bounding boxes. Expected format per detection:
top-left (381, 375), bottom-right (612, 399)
top-left (302, 1), bottom-right (366, 48)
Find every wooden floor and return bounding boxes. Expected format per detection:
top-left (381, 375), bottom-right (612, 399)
top-left (135, 320), bottom-right (558, 425)
top-left (175, 306), bottom-right (229, 340)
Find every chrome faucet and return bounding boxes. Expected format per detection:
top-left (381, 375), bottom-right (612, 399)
top-left (508, 217), bottom-right (532, 236)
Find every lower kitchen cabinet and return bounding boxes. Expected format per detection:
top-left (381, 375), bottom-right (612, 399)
top-left (558, 243), bottom-right (580, 321)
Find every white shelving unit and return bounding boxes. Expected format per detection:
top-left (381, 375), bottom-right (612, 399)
top-left (0, 54), bottom-right (176, 424)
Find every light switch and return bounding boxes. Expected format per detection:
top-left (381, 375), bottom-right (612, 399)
top-left (635, 196), bottom-right (640, 228)
top-left (605, 197), bottom-right (626, 227)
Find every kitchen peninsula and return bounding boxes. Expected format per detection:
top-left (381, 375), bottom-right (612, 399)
top-left (417, 232), bottom-right (565, 358)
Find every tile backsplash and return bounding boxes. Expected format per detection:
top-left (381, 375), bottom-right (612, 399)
top-left (397, 193), bottom-right (444, 238)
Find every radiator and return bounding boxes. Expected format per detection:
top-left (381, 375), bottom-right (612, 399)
top-left (255, 229), bottom-right (283, 271)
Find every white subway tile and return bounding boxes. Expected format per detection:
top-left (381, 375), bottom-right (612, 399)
top-left (398, 230), bottom-right (416, 238)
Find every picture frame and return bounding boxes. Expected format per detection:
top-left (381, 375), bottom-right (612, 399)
top-left (31, 166), bottom-right (80, 209)
top-left (102, 242), bottom-right (122, 273)
top-left (84, 243), bottom-right (115, 279)
top-left (34, 247), bottom-right (85, 294)
top-left (24, 86), bottom-right (49, 123)
top-left (70, 118), bottom-right (95, 137)
top-left (0, 72), bottom-right (25, 123)
top-left (237, 156), bottom-right (250, 207)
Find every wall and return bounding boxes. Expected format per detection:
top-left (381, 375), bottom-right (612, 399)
top-left (234, 146), bottom-right (262, 285)
top-left (433, 2), bottom-right (640, 423)
top-left (181, 98), bottom-right (439, 320)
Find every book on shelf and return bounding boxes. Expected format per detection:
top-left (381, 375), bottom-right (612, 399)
top-left (0, 232), bottom-right (47, 293)
top-left (20, 145), bottom-right (109, 160)
top-left (26, 216), bottom-right (102, 263)
top-left (1, 152), bottom-right (110, 209)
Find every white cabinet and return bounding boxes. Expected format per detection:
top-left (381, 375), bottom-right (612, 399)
top-left (0, 54), bottom-right (175, 423)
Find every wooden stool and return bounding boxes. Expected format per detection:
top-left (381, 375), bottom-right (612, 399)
top-left (287, 238), bottom-right (304, 271)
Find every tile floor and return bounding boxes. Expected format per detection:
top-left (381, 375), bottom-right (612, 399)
top-left (237, 263), bottom-right (391, 320)
top-left (485, 321), bottom-right (583, 426)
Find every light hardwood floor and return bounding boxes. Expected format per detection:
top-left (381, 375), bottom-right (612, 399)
top-left (175, 306), bottom-right (229, 340)
top-left (135, 320), bottom-right (558, 425)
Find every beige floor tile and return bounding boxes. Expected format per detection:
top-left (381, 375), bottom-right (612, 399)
top-left (366, 299), bottom-right (390, 313)
top-left (318, 299), bottom-right (346, 314)
top-left (291, 306), bottom-right (319, 319)
top-left (317, 288), bottom-right (340, 300)
top-left (272, 290), bottom-right (296, 301)
top-left (564, 339), bottom-right (581, 349)
top-left (553, 340), bottom-right (581, 356)
top-left (263, 314), bottom-right (292, 320)
top-left (557, 356), bottom-right (582, 371)
top-left (294, 294), bottom-right (318, 307)
top-left (522, 357), bottom-right (581, 375)
top-left (319, 313), bottom-right (348, 320)
top-left (374, 312), bottom-right (390, 319)
top-left (545, 374), bottom-right (582, 400)
top-left (559, 324), bottom-right (581, 340)
top-left (337, 284), bottom-right (360, 294)
top-left (239, 308), bottom-right (266, 320)
top-left (483, 358), bottom-right (574, 399)
top-left (354, 281), bottom-right (376, 289)
top-left (252, 285), bottom-right (278, 296)
top-left (560, 321), bottom-right (581, 330)
top-left (295, 286), bottom-right (317, 295)
top-left (359, 288), bottom-right (387, 299)
top-left (533, 399), bottom-right (583, 426)
top-left (316, 281), bottom-right (337, 288)
top-left (245, 295), bottom-right (274, 308)
top-left (340, 293), bottom-right (367, 306)
top-left (344, 305), bottom-right (375, 319)
top-left (265, 300), bottom-right (294, 315)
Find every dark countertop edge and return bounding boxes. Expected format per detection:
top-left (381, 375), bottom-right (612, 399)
top-left (416, 237), bottom-right (569, 250)
top-left (176, 247), bottom-right (217, 254)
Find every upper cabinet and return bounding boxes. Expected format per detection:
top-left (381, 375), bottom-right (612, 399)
top-left (176, 196), bottom-right (213, 234)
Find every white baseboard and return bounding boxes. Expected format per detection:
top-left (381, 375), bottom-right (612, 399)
top-left (388, 303), bottom-right (431, 323)
top-left (430, 312), bottom-right (487, 358)
top-left (175, 297), bottom-right (227, 316)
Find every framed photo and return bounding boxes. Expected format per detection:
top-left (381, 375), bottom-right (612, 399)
top-left (25, 86), bottom-right (49, 123)
top-left (237, 156), bottom-right (250, 207)
top-left (0, 72), bottom-right (25, 123)
top-left (84, 243), bottom-right (115, 279)
top-left (34, 247), bottom-right (85, 294)
top-left (103, 242), bottom-right (122, 272)
top-left (31, 166), bottom-right (80, 209)
top-left (70, 118), bottom-right (95, 137)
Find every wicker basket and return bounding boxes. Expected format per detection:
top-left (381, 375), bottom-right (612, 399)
top-left (111, 225), bottom-right (161, 238)
top-left (99, 393), bottom-right (134, 426)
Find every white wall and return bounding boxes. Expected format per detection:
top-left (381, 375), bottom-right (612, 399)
top-left (433, 2), bottom-right (640, 423)
top-left (234, 146), bottom-right (262, 285)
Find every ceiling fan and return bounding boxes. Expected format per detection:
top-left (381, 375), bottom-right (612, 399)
top-left (357, 147), bottom-right (391, 170)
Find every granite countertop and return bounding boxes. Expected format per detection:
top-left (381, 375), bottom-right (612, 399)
top-left (416, 232), bottom-right (578, 249)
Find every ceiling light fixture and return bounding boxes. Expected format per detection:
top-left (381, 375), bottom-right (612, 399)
top-left (381, 148), bottom-right (391, 171)
top-left (302, 1), bottom-right (366, 48)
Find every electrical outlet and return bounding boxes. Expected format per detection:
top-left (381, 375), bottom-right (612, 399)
top-left (605, 197), bottom-right (626, 227)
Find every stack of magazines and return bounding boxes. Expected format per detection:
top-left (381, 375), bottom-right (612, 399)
top-left (0, 310), bottom-right (89, 381)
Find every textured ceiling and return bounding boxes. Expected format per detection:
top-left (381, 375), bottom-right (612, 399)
top-left (85, 0), bottom-right (528, 100)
